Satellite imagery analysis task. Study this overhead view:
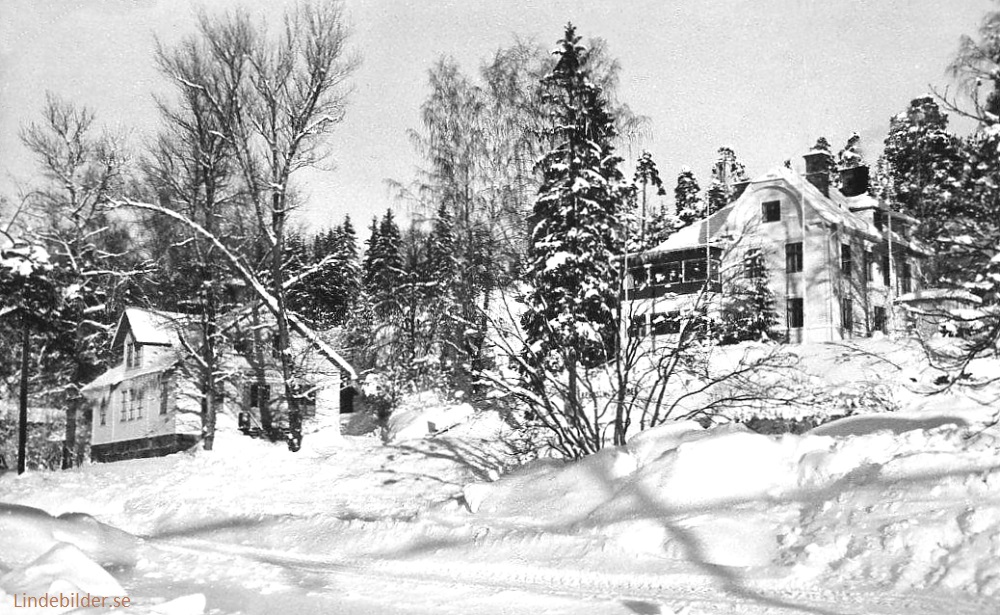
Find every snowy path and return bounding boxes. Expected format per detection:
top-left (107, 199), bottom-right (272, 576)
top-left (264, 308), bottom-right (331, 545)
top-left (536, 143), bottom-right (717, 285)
top-left (134, 529), bottom-right (996, 615)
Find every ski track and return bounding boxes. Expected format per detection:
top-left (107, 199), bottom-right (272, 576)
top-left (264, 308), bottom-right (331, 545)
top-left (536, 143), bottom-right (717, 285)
top-left (144, 534), bottom-right (999, 615)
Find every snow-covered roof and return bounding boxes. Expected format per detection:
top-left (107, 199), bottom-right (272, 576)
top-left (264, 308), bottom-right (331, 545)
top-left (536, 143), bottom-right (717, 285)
top-left (642, 205), bottom-right (736, 256)
top-left (111, 308), bottom-right (192, 349)
top-left (637, 165), bottom-right (930, 257)
top-left (80, 351), bottom-right (181, 395)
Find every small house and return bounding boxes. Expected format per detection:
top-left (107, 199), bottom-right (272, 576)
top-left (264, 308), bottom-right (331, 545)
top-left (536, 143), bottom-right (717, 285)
top-left (82, 308), bottom-right (355, 462)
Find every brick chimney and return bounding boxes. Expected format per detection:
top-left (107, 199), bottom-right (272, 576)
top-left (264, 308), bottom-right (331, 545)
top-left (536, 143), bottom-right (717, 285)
top-left (803, 151), bottom-right (832, 197)
top-left (838, 165), bottom-right (870, 197)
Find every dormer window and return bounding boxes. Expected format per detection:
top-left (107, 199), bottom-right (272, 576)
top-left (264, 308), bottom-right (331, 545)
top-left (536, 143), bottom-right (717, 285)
top-left (126, 341), bottom-right (143, 369)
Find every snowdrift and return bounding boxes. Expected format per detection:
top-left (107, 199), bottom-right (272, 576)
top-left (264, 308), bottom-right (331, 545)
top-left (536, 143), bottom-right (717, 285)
top-left (464, 412), bottom-right (1000, 593)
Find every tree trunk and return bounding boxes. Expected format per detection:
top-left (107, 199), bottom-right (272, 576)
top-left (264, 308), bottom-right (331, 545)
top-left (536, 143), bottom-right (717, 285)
top-left (251, 304), bottom-right (273, 433)
top-left (18, 323), bottom-right (29, 475)
top-left (61, 396), bottom-right (78, 470)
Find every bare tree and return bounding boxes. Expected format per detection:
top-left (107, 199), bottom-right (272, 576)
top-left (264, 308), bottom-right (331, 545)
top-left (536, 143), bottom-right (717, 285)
top-left (144, 0), bottom-right (358, 445)
top-left (16, 93), bottom-right (145, 469)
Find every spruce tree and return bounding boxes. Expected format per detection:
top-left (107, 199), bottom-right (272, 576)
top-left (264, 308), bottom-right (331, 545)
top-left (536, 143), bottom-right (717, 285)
top-left (363, 216), bottom-right (381, 290)
top-left (425, 203), bottom-right (465, 370)
top-left (522, 23), bottom-right (629, 379)
top-left (369, 209), bottom-right (404, 318)
top-left (674, 167), bottom-right (704, 228)
top-left (719, 251), bottom-right (777, 345)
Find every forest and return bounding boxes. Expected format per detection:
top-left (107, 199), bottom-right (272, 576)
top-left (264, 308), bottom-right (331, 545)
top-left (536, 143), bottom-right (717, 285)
top-left (2, 2), bottom-right (1000, 470)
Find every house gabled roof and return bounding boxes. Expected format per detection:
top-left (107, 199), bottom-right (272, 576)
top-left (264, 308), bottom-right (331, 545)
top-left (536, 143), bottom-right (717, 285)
top-left (637, 165), bottom-right (929, 258)
top-left (110, 308), bottom-right (193, 349)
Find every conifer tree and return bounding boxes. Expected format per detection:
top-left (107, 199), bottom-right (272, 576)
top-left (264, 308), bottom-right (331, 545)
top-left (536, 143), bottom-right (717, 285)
top-left (423, 203), bottom-right (461, 368)
top-left (368, 209), bottom-right (404, 318)
top-left (706, 146), bottom-right (748, 215)
top-left (719, 250), bottom-right (777, 345)
top-left (674, 167), bottom-right (704, 228)
top-left (633, 151), bottom-right (666, 247)
top-left (837, 132), bottom-right (865, 170)
top-left (878, 96), bottom-right (963, 252)
top-left (522, 24), bottom-right (630, 426)
top-left (362, 216), bottom-right (381, 289)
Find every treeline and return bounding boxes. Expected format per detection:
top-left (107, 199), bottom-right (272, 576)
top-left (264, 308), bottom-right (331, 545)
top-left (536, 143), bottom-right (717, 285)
top-left (3, 3), bottom-right (1000, 468)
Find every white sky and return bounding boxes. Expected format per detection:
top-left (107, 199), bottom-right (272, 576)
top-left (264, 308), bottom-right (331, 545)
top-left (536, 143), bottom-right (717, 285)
top-left (0, 0), bottom-right (993, 233)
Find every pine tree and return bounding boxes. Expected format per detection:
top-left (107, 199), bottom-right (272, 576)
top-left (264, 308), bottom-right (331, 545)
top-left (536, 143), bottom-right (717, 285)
top-left (522, 23), bottom-right (629, 379)
top-left (878, 96), bottom-right (963, 282)
top-left (837, 132), bottom-right (865, 170)
top-left (633, 151), bottom-right (666, 248)
top-left (673, 167), bottom-right (704, 228)
top-left (706, 146), bottom-right (748, 215)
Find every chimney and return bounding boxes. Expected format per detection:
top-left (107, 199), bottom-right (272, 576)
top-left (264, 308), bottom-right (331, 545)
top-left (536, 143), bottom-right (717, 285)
top-left (803, 150), bottom-right (832, 197)
top-left (839, 165), bottom-right (870, 197)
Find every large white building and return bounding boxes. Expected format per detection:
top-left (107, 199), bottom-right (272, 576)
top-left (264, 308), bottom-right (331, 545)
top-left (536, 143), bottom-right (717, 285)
top-left (626, 153), bottom-right (928, 343)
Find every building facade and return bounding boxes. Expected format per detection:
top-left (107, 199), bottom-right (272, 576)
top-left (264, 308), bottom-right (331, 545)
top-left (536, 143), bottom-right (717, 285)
top-left (626, 155), bottom-right (928, 344)
top-left (82, 308), bottom-right (353, 462)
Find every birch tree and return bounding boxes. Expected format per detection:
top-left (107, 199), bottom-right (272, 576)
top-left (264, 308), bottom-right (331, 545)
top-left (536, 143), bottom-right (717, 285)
top-left (148, 0), bottom-right (358, 443)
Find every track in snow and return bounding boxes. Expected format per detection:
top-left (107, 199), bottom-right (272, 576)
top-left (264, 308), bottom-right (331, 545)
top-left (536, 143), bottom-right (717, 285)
top-left (141, 535), bottom-right (998, 615)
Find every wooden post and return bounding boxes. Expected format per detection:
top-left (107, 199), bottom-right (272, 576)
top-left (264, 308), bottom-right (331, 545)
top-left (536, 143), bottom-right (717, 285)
top-left (17, 321), bottom-right (29, 475)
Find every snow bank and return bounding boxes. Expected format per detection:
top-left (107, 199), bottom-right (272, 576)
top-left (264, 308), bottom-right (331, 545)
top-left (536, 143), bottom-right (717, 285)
top-left (386, 392), bottom-right (476, 442)
top-left (0, 503), bottom-right (139, 569)
top-left (464, 412), bottom-right (1000, 592)
top-left (0, 543), bottom-right (125, 614)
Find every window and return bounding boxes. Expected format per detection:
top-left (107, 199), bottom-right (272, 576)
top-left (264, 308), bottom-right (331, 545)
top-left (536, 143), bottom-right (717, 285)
top-left (873, 306), bottom-right (887, 334)
top-left (762, 200), bottom-right (781, 222)
top-left (160, 381), bottom-right (169, 415)
top-left (100, 402), bottom-right (107, 426)
top-left (120, 390), bottom-right (128, 422)
top-left (864, 250), bottom-right (873, 284)
top-left (126, 341), bottom-right (143, 369)
top-left (841, 297), bottom-right (853, 332)
top-left (901, 262), bottom-right (912, 293)
top-left (249, 383), bottom-right (272, 412)
top-left (785, 242), bottom-right (803, 273)
top-left (684, 259), bottom-right (706, 282)
top-left (841, 244), bottom-right (852, 279)
top-left (655, 261), bottom-right (682, 285)
top-left (744, 249), bottom-right (764, 278)
top-left (787, 298), bottom-right (804, 328)
top-left (136, 387), bottom-right (144, 419)
top-left (874, 210), bottom-right (885, 232)
top-left (629, 315), bottom-right (648, 338)
top-left (882, 252), bottom-right (891, 286)
top-left (128, 389), bottom-right (137, 421)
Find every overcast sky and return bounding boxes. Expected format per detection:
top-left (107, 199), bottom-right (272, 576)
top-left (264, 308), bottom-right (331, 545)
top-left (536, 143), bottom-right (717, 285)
top-left (0, 0), bottom-right (993, 233)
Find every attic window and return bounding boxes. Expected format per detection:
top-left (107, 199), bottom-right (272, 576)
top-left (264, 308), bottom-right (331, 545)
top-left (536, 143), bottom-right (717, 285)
top-left (762, 200), bottom-right (781, 222)
top-left (126, 342), bottom-right (143, 369)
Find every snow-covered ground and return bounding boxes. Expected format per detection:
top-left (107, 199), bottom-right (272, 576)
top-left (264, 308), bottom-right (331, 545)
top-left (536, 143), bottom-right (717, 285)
top-left (2, 339), bottom-right (999, 614)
